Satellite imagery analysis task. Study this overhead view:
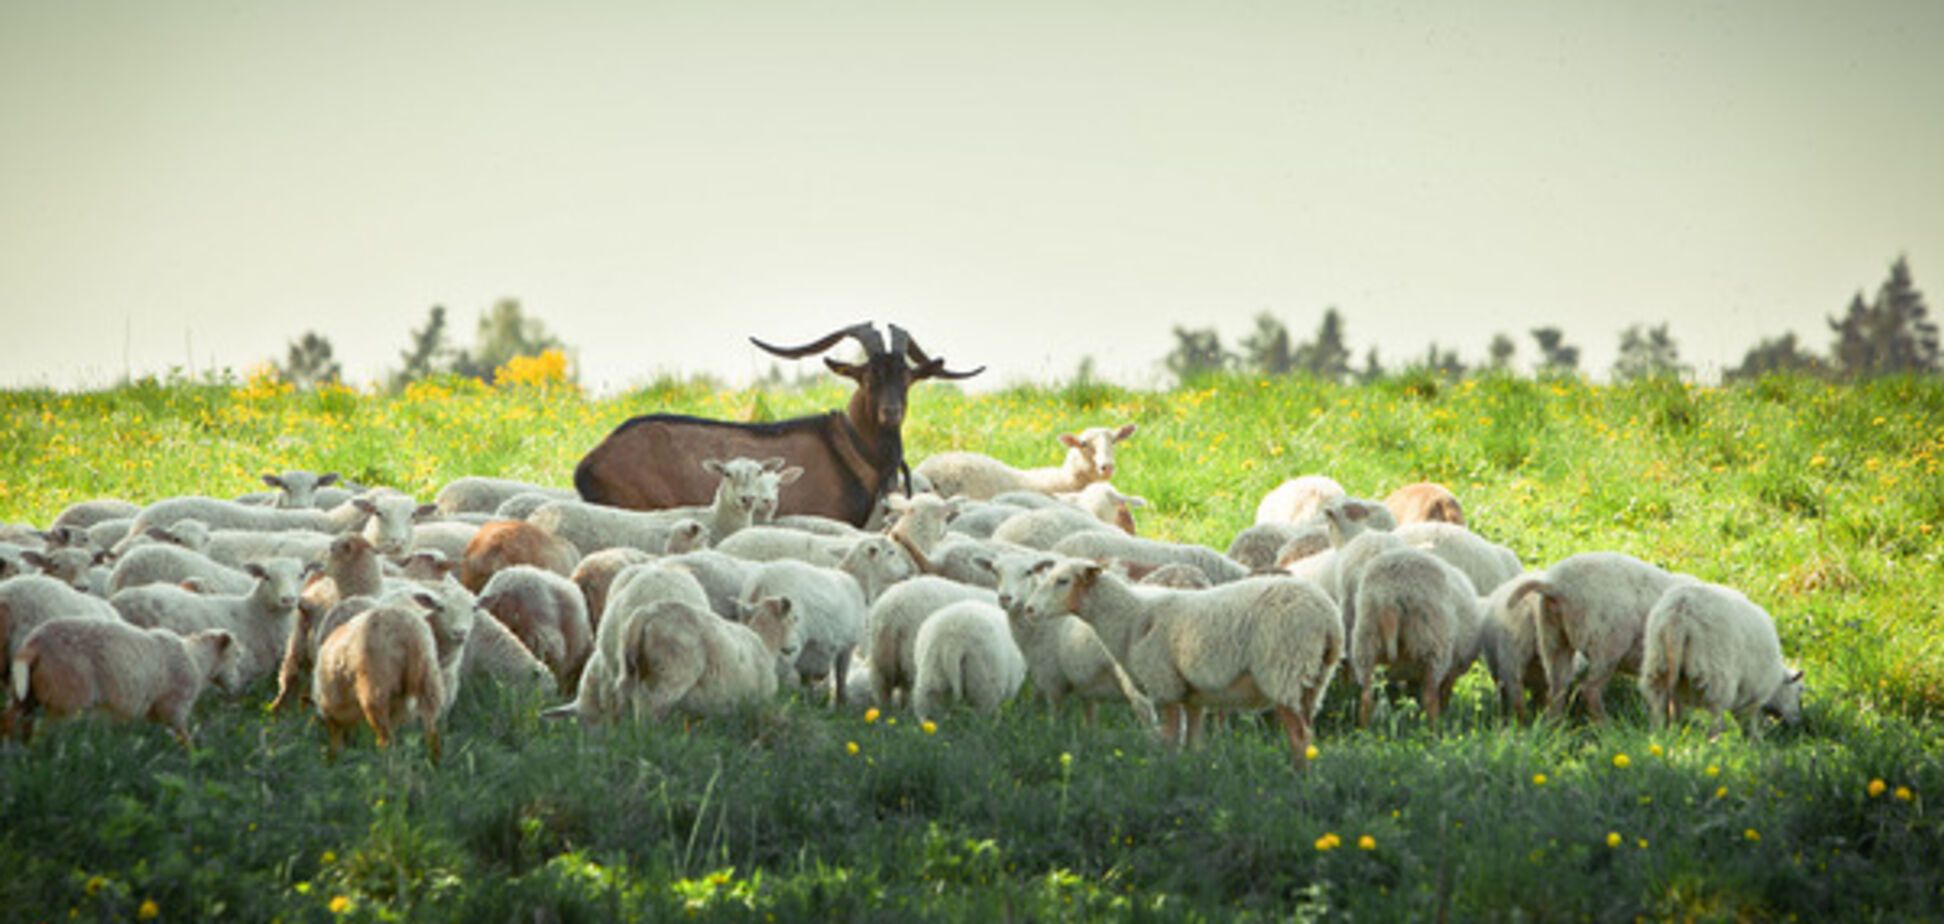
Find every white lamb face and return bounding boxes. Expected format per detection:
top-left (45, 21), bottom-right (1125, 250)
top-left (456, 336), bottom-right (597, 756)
top-left (245, 559), bottom-right (307, 613)
top-left (264, 471), bottom-right (340, 509)
top-left (844, 537), bottom-right (916, 589)
top-left (1766, 670), bottom-right (1805, 724)
top-left (1060, 424), bottom-right (1137, 482)
top-left (1020, 559), bottom-right (1096, 621)
top-left (415, 583), bottom-right (477, 653)
top-left (992, 554), bottom-right (1055, 616)
top-left (356, 495), bottom-right (435, 556)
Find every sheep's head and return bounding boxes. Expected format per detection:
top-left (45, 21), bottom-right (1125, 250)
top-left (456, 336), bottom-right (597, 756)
top-left (840, 536), bottom-right (917, 601)
top-left (244, 558), bottom-right (309, 615)
top-left (746, 596), bottom-right (801, 661)
top-left (199, 630), bottom-right (247, 694)
top-left (1021, 558), bottom-right (1100, 621)
top-left (354, 494), bottom-right (437, 557)
top-left (992, 553), bottom-right (1057, 617)
top-left (704, 457), bottom-right (802, 518)
top-left (885, 493), bottom-right (957, 552)
top-left (1766, 668), bottom-right (1806, 725)
top-left (1058, 423), bottom-right (1138, 483)
top-left (263, 470), bottom-right (341, 509)
top-left (664, 519), bottom-right (710, 554)
top-left (411, 580), bottom-right (477, 659)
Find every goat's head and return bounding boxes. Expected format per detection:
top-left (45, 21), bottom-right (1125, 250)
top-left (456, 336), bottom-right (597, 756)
top-left (750, 322), bottom-right (982, 430)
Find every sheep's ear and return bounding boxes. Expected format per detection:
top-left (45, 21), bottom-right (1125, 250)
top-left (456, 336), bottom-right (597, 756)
top-left (413, 503), bottom-right (439, 522)
top-left (1120, 493), bottom-right (1150, 509)
top-left (262, 473), bottom-right (285, 490)
top-left (759, 457), bottom-right (787, 473)
top-left (1112, 423), bottom-right (1138, 442)
top-left (92, 550), bottom-right (112, 566)
top-left (970, 554), bottom-right (997, 577)
top-left (1028, 558), bottom-right (1056, 576)
top-left (1344, 504), bottom-right (1371, 522)
top-left (701, 459), bottom-right (727, 476)
top-left (1077, 562), bottom-right (1104, 584)
top-left (411, 591), bottom-right (441, 612)
top-left (1787, 669), bottom-right (1804, 684)
top-left (241, 562), bottom-right (269, 581)
top-left (318, 472), bottom-right (340, 487)
top-left (20, 550), bottom-right (51, 571)
top-left (776, 466), bottom-right (803, 486)
top-left (1057, 433), bottom-right (1083, 449)
top-left (303, 560), bottom-right (325, 578)
top-left (212, 631), bottom-right (235, 654)
top-left (146, 525), bottom-right (177, 543)
top-left (352, 498), bottom-right (379, 516)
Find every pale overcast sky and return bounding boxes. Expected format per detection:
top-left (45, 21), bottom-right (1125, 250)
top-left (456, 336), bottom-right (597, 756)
top-left (2, 1), bottom-right (1938, 391)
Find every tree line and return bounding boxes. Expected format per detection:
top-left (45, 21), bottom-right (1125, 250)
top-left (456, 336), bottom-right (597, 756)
top-left (274, 299), bottom-right (567, 390)
top-left (1163, 255), bottom-right (1936, 385)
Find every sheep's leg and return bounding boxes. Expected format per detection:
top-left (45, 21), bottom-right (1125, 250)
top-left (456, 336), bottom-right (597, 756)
top-left (1357, 683), bottom-right (1376, 728)
top-left (1577, 661), bottom-right (1619, 725)
top-left (1082, 701), bottom-right (1098, 726)
top-left (1422, 680), bottom-right (1443, 733)
top-left (1159, 704), bottom-right (1184, 748)
top-left (1274, 705), bottom-right (1312, 772)
top-left (1184, 707), bottom-right (1205, 748)
top-left (325, 720), bottom-right (347, 760)
top-left (832, 648), bottom-right (852, 710)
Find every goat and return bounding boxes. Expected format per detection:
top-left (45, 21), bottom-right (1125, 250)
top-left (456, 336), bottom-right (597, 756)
top-left (574, 323), bottom-right (981, 527)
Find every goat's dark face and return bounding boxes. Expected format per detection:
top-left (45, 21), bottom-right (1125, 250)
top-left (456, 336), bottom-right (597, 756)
top-left (753, 322), bottom-right (983, 434)
top-left (831, 351), bottom-right (913, 430)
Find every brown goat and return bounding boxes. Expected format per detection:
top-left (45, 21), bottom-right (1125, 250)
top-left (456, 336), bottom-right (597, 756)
top-left (459, 520), bottom-right (582, 593)
top-left (1384, 482), bottom-right (1466, 527)
top-left (573, 323), bottom-right (980, 527)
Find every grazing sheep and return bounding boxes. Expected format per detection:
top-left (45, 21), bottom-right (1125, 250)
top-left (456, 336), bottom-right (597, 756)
top-left (662, 549), bottom-right (764, 623)
top-left (1228, 522), bottom-right (1312, 573)
top-left (995, 554), bottom-right (1156, 727)
top-left (614, 597), bottom-right (800, 722)
top-left (1391, 522), bottom-right (1523, 596)
top-left (916, 424), bottom-right (1138, 500)
top-left (1475, 573), bottom-right (1550, 721)
top-left (1638, 582), bottom-right (1804, 739)
top-left (1348, 547), bottom-right (1483, 729)
top-left (546, 563), bottom-right (713, 724)
top-left (1052, 531), bottom-right (1249, 585)
top-left (85, 518), bottom-right (137, 553)
top-left (312, 587), bottom-right (473, 762)
top-left (1021, 560), bottom-right (1341, 769)
top-left (108, 544), bottom-right (259, 597)
top-left (988, 504), bottom-right (1116, 551)
top-left (528, 500), bottom-right (710, 556)
top-left (409, 521), bottom-right (482, 566)
top-left (0, 575), bottom-right (120, 661)
top-left (477, 566), bottom-right (593, 694)
top-left (569, 548), bottom-right (657, 633)
top-left (910, 600), bottom-right (1026, 719)
top-left (1253, 475), bottom-right (1348, 526)
top-left (1385, 482), bottom-right (1465, 527)
top-left (1055, 483), bottom-right (1148, 534)
top-left (458, 520), bottom-right (582, 593)
top-left (435, 477), bottom-right (577, 517)
top-left (1513, 551), bottom-right (1694, 724)
top-left (111, 558), bottom-right (309, 689)
top-left (8, 620), bottom-right (242, 746)
top-left (738, 559), bottom-right (871, 707)
top-left (865, 576), bottom-right (997, 708)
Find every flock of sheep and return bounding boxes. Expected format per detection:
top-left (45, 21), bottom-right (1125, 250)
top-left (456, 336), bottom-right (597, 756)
top-left (0, 421), bottom-right (1804, 768)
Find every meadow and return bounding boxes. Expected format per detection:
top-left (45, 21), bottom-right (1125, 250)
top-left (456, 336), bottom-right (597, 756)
top-left (0, 368), bottom-right (1940, 921)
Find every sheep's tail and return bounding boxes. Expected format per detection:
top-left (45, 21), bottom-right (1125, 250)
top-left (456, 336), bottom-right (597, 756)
top-left (1651, 615), bottom-right (1688, 721)
top-left (1504, 576), bottom-right (1551, 615)
top-left (10, 652), bottom-right (30, 707)
top-left (539, 700), bottom-right (580, 721)
top-left (1375, 603), bottom-right (1401, 665)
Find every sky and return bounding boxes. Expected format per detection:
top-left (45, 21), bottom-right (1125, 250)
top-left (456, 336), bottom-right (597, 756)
top-left (2, 1), bottom-right (1939, 392)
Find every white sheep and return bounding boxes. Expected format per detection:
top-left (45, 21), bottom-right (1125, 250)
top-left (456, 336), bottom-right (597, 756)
top-left (1054, 483), bottom-right (1148, 534)
top-left (1391, 522), bottom-right (1523, 595)
top-left (108, 544), bottom-right (260, 597)
top-left (127, 494), bottom-right (365, 540)
top-left (993, 553), bottom-right (1156, 727)
top-left (1021, 560), bottom-right (1341, 769)
top-left (1511, 551), bottom-right (1695, 724)
top-left (614, 597), bottom-right (800, 722)
top-left (1638, 582), bottom-right (1804, 739)
top-left (1348, 546), bottom-right (1484, 729)
top-left (435, 476), bottom-right (577, 516)
top-left (203, 528), bottom-right (334, 569)
top-left (545, 563), bottom-right (714, 724)
top-left (251, 470), bottom-right (344, 509)
top-left (864, 576), bottom-right (997, 708)
top-left (910, 600), bottom-right (1027, 719)
top-left (477, 565), bottom-right (593, 694)
top-left (713, 525), bottom-right (850, 566)
top-left (18, 546), bottom-right (107, 594)
top-left (916, 423), bottom-right (1138, 500)
top-left (1227, 522), bottom-right (1312, 574)
top-left (110, 558), bottom-right (309, 690)
top-left (0, 575), bottom-right (120, 662)
top-left (312, 587), bottom-right (473, 762)
top-left (988, 504), bottom-right (1117, 551)
top-left (51, 499), bottom-right (142, 535)
top-left (493, 491), bottom-right (568, 521)
top-left (85, 518), bottom-right (137, 553)
top-left (738, 558), bottom-right (872, 707)
top-left (1052, 531), bottom-right (1249, 585)
top-left (528, 499), bottom-right (710, 556)
top-left (1253, 475), bottom-right (1348, 526)
top-left (651, 457), bottom-right (803, 542)
top-left (1474, 573), bottom-right (1549, 721)
top-left (8, 619), bottom-right (242, 747)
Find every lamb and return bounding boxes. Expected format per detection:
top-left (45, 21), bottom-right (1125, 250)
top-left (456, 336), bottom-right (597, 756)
top-left (1054, 483), bottom-right (1148, 534)
top-left (85, 518), bottom-right (137, 553)
top-left (476, 566), bottom-right (593, 694)
top-left (127, 494), bottom-right (365, 539)
top-left (203, 529), bottom-right (333, 569)
top-left (916, 423), bottom-right (1138, 500)
top-left (409, 521), bottom-right (482, 567)
top-left (1135, 562), bottom-right (1215, 590)
top-left (351, 494), bottom-right (441, 557)
top-left (267, 535), bottom-right (391, 712)
top-left (1253, 475), bottom-right (1347, 525)
top-left (944, 499), bottom-right (1036, 539)
top-left (1391, 522), bottom-right (1523, 595)
top-left (738, 555), bottom-right (880, 707)
top-left (1476, 573), bottom-right (1551, 722)
top-left (394, 549), bottom-right (457, 583)
top-left (493, 491), bottom-right (567, 521)
top-left (1348, 546), bottom-right (1484, 729)
top-left (1053, 531), bottom-right (1250, 586)
top-left (119, 519), bottom-right (214, 555)
top-left (311, 587), bottom-right (474, 762)
top-left (994, 554), bottom-right (1156, 727)
top-left (569, 547), bottom-right (657, 633)
top-left (1385, 482), bottom-right (1465, 527)
top-left (7, 620), bottom-right (241, 747)
top-left (51, 499), bottom-right (142, 534)
top-left (988, 504), bottom-right (1116, 550)
top-left (251, 470), bottom-right (344, 509)
top-left (528, 499), bottom-right (711, 556)
top-left (546, 563), bottom-right (714, 724)
top-left (1638, 582), bottom-right (1804, 739)
top-left (110, 558), bottom-right (309, 690)
top-left (1020, 560), bottom-right (1341, 769)
top-left (865, 576), bottom-right (997, 708)
top-left (0, 575), bottom-right (120, 661)
top-left (435, 476), bottom-right (577, 516)
top-left (1511, 551), bottom-right (1695, 724)
top-left (1227, 523), bottom-right (1312, 574)
top-left (713, 525), bottom-right (850, 566)
top-left (910, 600), bottom-right (1027, 719)
top-left (648, 457), bottom-right (802, 542)
top-left (108, 544), bottom-right (260, 597)
top-left (458, 520), bottom-right (582, 593)
top-left (882, 492), bottom-right (961, 569)
top-left (612, 597), bottom-right (800, 722)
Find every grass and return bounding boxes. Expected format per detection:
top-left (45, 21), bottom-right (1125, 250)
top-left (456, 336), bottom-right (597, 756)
top-left (1, 368), bottom-right (1941, 920)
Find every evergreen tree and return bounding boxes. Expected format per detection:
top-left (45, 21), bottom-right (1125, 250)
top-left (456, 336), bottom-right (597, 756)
top-left (1727, 331), bottom-right (1827, 381)
top-left (1487, 333), bottom-right (1516, 371)
top-left (391, 305), bottom-right (452, 390)
top-left (1612, 322), bottom-right (1688, 381)
top-left (1828, 256), bottom-right (1938, 379)
top-left (1531, 327), bottom-right (1581, 376)
top-left (1416, 342), bottom-right (1467, 381)
top-left (1164, 326), bottom-right (1233, 384)
top-left (1239, 313), bottom-right (1293, 376)
top-left (277, 331), bottom-right (342, 389)
top-left (452, 298), bottom-right (563, 382)
top-left (1356, 347), bottom-right (1386, 384)
top-left (1292, 308), bottom-right (1352, 382)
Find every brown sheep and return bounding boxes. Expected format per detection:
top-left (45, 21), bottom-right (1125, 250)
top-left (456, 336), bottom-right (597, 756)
top-left (568, 547), bottom-right (655, 636)
top-left (311, 589), bottom-right (474, 763)
top-left (459, 520), bottom-right (582, 593)
top-left (8, 619), bottom-right (242, 747)
top-left (476, 566), bottom-right (593, 694)
top-left (1384, 482), bottom-right (1465, 527)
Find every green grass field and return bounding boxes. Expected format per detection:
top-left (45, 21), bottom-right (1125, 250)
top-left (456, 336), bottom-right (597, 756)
top-left (1, 371), bottom-right (1940, 921)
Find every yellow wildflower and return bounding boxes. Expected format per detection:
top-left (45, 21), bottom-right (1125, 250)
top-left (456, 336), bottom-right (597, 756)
top-left (1314, 833), bottom-right (1341, 851)
top-left (1649, 743), bottom-right (1664, 758)
top-left (1606, 832), bottom-right (1622, 848)
top-left (845, 741), bottom-right (860, 756)
top-left (1868, 779), bottom-right (1887, 798)
top-left (137, 900), bottom-right (159, 920)
top-left (1705, 764), bottom-right (1720, 778)
top-left (1612, 753), bottom-right (1631, 769)
top-left (1305, 744), bottom-right (1319, 761)
top-left (1357, 835), bottom-right (1376, 851)
top-left (330, 895), bottom-right (354, 914)
top-left (1532, 773), bottom-right (1548, 786)
top-left (1895, 786), bottom-right (1914, 802)
top-left (84, 876), bottom-right (107, 897)
top-left (864, 708), bottom-right (880, 724)
top-left (1744, 828), bottom-right (1761, 843)
top-left (921, 720), bottom-right (937, 735)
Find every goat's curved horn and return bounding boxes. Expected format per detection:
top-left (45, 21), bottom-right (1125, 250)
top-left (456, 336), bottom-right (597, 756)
top-left (749, 322), bottom-right (884, 359)
top-left (900, 326), bottom-right (985, 380)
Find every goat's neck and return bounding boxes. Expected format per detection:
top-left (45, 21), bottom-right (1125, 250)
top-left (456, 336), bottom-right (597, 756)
top-left (842, 391), bottom-right (904, 495)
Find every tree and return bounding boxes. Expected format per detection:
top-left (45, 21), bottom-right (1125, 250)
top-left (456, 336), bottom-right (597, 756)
top-left (452, 298), bottom-right (563, 383)
top-left (1239, 313), bottom-right (1293, 376)
top-left (1487, 333), bottom-right (1516, 371)
top-left (390, 305), bottom-right (453, 390)
top-left (1164, 326), bottom-right (1233, 384)
top-left (1612, 322), bottom-right (1689, 381)
top-left (277, 331), bottom-right (341, 389)
top-left (1356, 347), bottom-right (1386, 384)
top-left (1292, 308), bottom-right (1352, 382)
top-left (1727, 331), bottom-right (1827, 381)
top-left (1827, 256), bottom-right (1939, 379)
top-left (1414, 342), bottom-right (1467, 381)
top-left (1531, 327), bottom-right (1581, 376)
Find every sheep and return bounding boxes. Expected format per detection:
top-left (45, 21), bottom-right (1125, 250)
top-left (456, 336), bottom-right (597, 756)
top-left (910, 600), bottom-right (1026, 719)
top-left (546, 563), bottom-right (714, 724)
top-left (569, 547), bottom-right (657, 633)
top-left (351, 494), bottom-right (441, 557)
top-left (409, 521), bottom-right (482, 567)
top-left (865, 576), bottom-right (997, 708)
top-left (254, 470), bottom-right (344, 509)
top-left (1021, 560), bottom-right (1341, 769)
top-left (7, 620), bottom-right (241, 747)
top-left (435, 476), bottom-right (577, 516)
top-left (1051, 531), bottom-right (1249, 585)
top-left (311, 587), bottom-right (474, 762)
top-left (1055, 483), bottom-right (1148, 534)
top-left (765, 513), bottom-right (869, 538)
top-left (1347, 546), bottom-right (1484, 729)
top-left (713, 525), bottom-right (849, 566)
top-left (915, 423), bottom-right (1138, 500)
top-left (646, 457), bottom-right (803, 542)
top-left (0, 575), bottom-right (120, 662)
top-left (1385, 482), bottom-right (1465, 527)
top-left (110, 558), bottom-right (309, 690)
top-left (944, 500), bottom-right (1033, 540)
top-left (1135, 562), bottom-right (1214, 590)
top-left (51, 499), bottom-right (142, 534)
top-left (1253, 475), bottom-right (1347, 525)
top-left (993, 554), bottom-right (1156, 727)
top-left (18, 546), bottom-right (107, 593)
top-left (1392, 522), bottom-right (1523, 596)
top-left (882, 492), bottom-right (960, 569)
top-left (988, 504), bottom-right (1116, 550)
top-left (85, 518), bottom-right (136, 553)
top-left (203, 529), bottom-right (333, 569)
top-left (266, 535), bottom-right (392, 712)
top-left (458, 520), bottom-right (582, 593)
top-left (613, 597), bottom-right (800, 722)
top-left (925, 535), bottom-right (1029, 589)
top-left (1638, 582), bottom-right (1804, 739)
top-left (108, 544), bottom-right (260, 597)
top-left (476, 566), bottom-right (593, 694)
top-left (1227, 522), bottom-right (1311, 573)
top-left (1476, 573), bottom-right (1551, 722)
top-left (394, 549), bottom-right (457, 583)
top-left (1512, 551), bottom-right (1695, 724)
top-left (127, 494), bottom-right (365, 540)
top-left (118, 519), bottom-right (214, 555)
top-left (737, 555), bottom-right (882, 707)
top-left (493, 491), bottom-right (567, 521)
top-left (528, 499), bottom-right (711, 556)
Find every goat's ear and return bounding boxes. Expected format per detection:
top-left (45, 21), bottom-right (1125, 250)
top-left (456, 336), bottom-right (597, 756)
top-left (759, 458), bottom-right (787, 473)
top-left (318, 472), bottom-right (341, 488)
top-left (776, 466), bottom-right (803, 485)
top-left (701, 459), bottom-right (726, 476)
top-left (1113, 423), bottom-right (1138, 441)
top-left (825, 357), bottom-right (864, 381)
top-left (1057, 433), bottom-right (1083, 449)
top-left (262, 473), bottom-right (285, 490)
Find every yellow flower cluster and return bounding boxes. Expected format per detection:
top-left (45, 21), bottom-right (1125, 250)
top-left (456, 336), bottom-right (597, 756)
top-left (495, 349), bottom-right (574, 390)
